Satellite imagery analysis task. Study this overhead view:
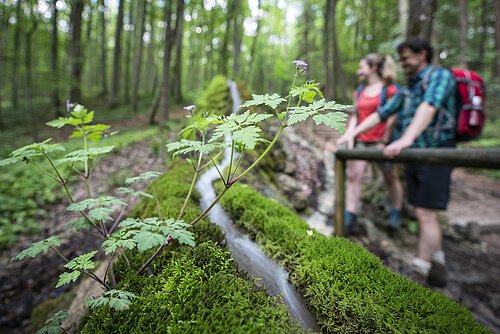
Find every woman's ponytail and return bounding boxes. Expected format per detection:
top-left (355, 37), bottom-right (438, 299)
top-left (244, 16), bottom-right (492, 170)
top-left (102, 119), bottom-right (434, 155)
top-left (381, 55), bottom-right (397, 84)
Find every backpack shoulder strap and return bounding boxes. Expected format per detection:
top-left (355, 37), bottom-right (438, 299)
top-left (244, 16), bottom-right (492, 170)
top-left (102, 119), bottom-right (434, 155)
top-left (355, 85), bottom-right (364, 102)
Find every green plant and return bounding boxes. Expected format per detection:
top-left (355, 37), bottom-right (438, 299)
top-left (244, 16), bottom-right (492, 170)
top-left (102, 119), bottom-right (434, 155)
top-left (1, 61), bottom-right (349, 331)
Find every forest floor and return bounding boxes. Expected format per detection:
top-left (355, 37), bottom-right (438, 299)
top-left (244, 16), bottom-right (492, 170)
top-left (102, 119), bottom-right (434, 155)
top-left (1, 115), bottom-right (499, 333)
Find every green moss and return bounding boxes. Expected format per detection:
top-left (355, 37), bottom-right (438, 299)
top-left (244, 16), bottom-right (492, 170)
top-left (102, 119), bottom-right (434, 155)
top-left (195, 75), bottom-right (232, 117)
top-left (30, 289), bottom-right (76, 333)
top-left (81, 162), bottom-right (306, 333)
top-left (219, 183), bottom-right (489, 334)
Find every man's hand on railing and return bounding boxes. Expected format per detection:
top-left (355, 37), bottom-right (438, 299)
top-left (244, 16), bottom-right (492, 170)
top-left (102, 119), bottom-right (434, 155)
top-left (383, 137), bottom-right (413, 158)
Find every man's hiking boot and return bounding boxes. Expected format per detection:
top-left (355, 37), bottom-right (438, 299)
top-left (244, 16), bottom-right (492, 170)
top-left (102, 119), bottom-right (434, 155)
top-left (386, 208), bottom-right (401, 232)
top-left (427, 260), bottom-right (448, 288)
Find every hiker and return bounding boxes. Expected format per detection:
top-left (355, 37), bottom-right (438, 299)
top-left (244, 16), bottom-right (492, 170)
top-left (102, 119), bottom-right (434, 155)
top-left (336, 53), bottom-right (403, 236)
top-left (336, 37), bottom-right (457, 288)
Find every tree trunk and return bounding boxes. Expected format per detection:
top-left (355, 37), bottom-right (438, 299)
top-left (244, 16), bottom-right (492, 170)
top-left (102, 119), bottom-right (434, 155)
top-left (69, 0), bottom-right (85, 102)
top-left (51, 0), bottom-right (62, 117)
top-left (324, 0), bottom-right (334, 100)
top-left (0, 2), bottom-right (10, 129)
top-left (369, 0), bottom-right (377, 51)
top-left (407, 0), bottom-right (436, 41)
top-left (399, 0), bottom-right (409, 39)
top-left (331, 0), bottom-right (347, 101)
top-left (248, 0), bottom-right (261, 85)
top-left (131, 0), bottom-right (147, 111)
top-left (110, 0), bottom-right (125, 106)
top-left (146, 0), bottom-right (156, 95)
top-left (124, 0), bottom-right (135, 104)
top-left (156, 0), bottom-right (175, 124)
top-left (84, 1), bottom-right (93, 91)
top-left (495, 0), bottom-right (500, 77)
top-left (12, 0), bottom-right (23, 110)
top-left (232, 0), bottom-right (243, 78)
top-left (99, 0), bottom-right (108, 96)
top-left (172, 0), bottom-right (184, 102)
top-left (25, 4), bottom-right (39, 140)
top-left (220, 1), bottom-right (235, 76)
top-left (458, 0), bottom-right (468, 68)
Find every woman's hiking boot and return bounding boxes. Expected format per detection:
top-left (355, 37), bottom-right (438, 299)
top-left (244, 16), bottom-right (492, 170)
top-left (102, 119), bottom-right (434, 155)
top-left (386, 208), bottom-right (401, 232)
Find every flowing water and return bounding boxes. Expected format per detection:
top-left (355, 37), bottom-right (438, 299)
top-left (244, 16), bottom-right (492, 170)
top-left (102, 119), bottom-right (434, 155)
top-left (194, 80), bottom-right (320, 331)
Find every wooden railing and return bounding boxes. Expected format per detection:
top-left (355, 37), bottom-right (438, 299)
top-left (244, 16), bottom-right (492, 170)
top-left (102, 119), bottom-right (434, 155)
top-left (333, 148), bottom-right (500, 236)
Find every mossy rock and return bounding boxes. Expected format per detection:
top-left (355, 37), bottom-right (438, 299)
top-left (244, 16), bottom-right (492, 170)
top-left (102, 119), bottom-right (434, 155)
top-left (81, 162), bottom-right (306, 333)
top-left (219, 183), bottom-right (489, 334)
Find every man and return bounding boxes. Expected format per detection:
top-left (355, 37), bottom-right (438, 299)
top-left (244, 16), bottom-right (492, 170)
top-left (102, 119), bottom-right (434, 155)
top-left (337, 37), bottom-right (457, 287)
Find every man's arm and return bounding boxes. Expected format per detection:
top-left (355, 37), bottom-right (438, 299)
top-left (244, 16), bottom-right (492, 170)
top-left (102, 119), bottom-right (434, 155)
top-left (383, 102), bottom-right (437, 157)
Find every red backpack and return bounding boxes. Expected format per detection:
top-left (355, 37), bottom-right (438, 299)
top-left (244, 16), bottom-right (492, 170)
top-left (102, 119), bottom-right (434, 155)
top-left (423, 67), bottom-right (486, 142)
top-left (451, 68), bottom-right (486, 141)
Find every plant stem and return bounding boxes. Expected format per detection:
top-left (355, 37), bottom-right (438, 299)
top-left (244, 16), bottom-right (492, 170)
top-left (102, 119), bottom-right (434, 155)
top-left (149, 180), bottom-right (163, 220)
top-left (230, 149), bottom-right (245, 182)
top-left (65, 161), bottom-right (75, 183)
top-left (284, 72), bottom-right (298, 121)
top-left (233, 125), bottom-right (285, 182)
top-left (208, 153), bottom-right (226, 185)
top-left (30, 161), bottom-right (60, 182)
top-left (226, 140), bottom-right (235, 183)
top-left (177, 151), bottom-right (203, 221)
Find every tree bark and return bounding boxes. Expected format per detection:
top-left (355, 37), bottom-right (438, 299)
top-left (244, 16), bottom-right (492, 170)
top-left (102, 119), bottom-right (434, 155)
top-left (110, 0), bottom-right (125, 106)
top-left (324, 0), bottom-right (333, 100)
top-left (99, 0), bottom-right (108, 96)
top-left (11, 0), bottom-right (23, 110)
top-left (458, 0), bottom-right (468, 68)
top-left (84, 1), bottom-right (93, 90)
top-left (232, 0), bottom-right (243, 78)
top-left (331, 0), bottom-right (347, 101)
top-left (399, 0), bottom-right (409, 39)
top-left (69, 0), bottom-right (85, 103)
top-left (24, 2), bottom-right (39, 140)
top-left (220, 1), bottom-right (235, 76)
top-left (248, 0), bottom-right (261, 85)
top-left (495, 0), bottom-right (500, 77)
top-left (131, 0), bottom-right (147, 111)
top-left (124, 0), bottom-right (135, 104)
top-left (51, 0), bottom-right (62, 116)
top-left (145, 0), bottom-right (156, 95)
top-left (172, 0), bottom-right (185, 102)
top-left (407, 0), bottom-right (436, 41)
top-left (0, 2), bottom-right (10, 129)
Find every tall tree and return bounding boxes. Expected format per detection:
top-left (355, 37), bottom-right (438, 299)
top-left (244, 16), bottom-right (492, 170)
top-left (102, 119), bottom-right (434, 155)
top-left (0, 1), bottom-right (11, 129)
top-left (232, 0), bottom-right (243, 78)
top-left (110, 0), bottom-right (125, 106)
top-left (51, 0), bottom-right (62, 116)
top-left (24, 0), bottom-right (39, 140)
top-left (69, 0), bottom-right (85, 102)
top-left (248, 0), bottom-right (262, 86)
top-left (220, 1), bottom-right (236, 76)
top-left (172, 0), bottom-right (185, 102)
top-left (131, 0), bottom-right (147, 111)
top-left (145, 0), bottom-right (157, 95)
top-left (399, 0), bottom-right (409, 39)
top-left (495, 0), bottom-right (500, 77)
top-left (11, 0), bottom-right (23, 110)
top-left (407, 0), bottom-right (436, 41)
top-left (99, 0), bottom-right (108, 96)
top-left (324, 0), bottom-right (334, 100)
top-left (458, 0), bottom-right (468, 68)
top-left (124, 0), bottom-right (135, 103)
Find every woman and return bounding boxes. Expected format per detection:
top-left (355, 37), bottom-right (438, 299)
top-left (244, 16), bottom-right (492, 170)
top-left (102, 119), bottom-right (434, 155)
top-left (336, 53), bottom-right (403, 235)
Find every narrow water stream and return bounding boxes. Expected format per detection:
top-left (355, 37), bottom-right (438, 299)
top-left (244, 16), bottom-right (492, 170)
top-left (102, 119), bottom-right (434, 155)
top-left (195, 80), bottom-right (320, 331)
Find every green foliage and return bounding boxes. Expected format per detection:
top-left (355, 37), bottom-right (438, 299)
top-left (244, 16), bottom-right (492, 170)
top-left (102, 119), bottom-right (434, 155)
top-left (241, 93), bottom-right (287, 109)
top-left (208, 111), bottom-right (274, 150)
top-left (166, 139), bottom-right (223, 158)
top-left (55, 271), bottom-right (81, 289)
top-left (56, 250), bottom-right (98, 288)
top-left (35, 310), bottom-right (69, 334)
top-left (85, 290), bottom-right (136, 311)
top-left (288, 99), bottom-right (349, 130)
top-left (12, 236), bottom-right (61, 261)
top-left (124, 171), bottom-right (162, 185)
top-left (218, 183), bottom-right (489, 334)
top-left (56, 146), bottom-right (114, 164)
top-left (0, 138), bottom-right (65, 166)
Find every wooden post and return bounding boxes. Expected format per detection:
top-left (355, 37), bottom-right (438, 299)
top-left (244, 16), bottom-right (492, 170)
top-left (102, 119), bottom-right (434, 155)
top-left (334, 157), bottom-right (346, 236)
